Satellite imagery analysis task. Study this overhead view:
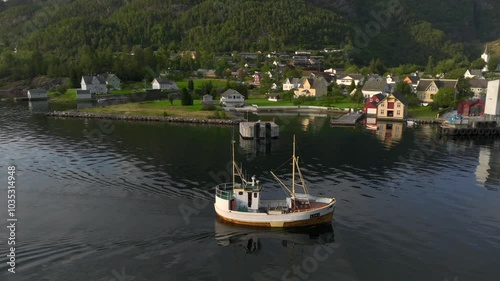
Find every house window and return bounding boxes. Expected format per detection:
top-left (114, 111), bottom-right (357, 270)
top-left (238, 192), bottom-right (243, 195)
top-left (397, 103), bottom-right (401, 108)
top-left (254, 193), bottom-right (257, 198)
top-left (381, 109), bottom-right (385, 115)
top-left (381, 103), bottom-right (385, 107)
top-left (429, 85), bottom-right (437, 92)
top-left (397, 110), bottom-right (401, 115)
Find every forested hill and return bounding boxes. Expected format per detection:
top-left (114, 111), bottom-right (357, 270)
top-left (0, 0), bottom-right (499, 79)
top-left (0, 0), bottom-right (349, 53)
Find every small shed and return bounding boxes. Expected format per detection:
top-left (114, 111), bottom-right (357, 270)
top-left (268, 93), bottom-right (281, 102)
top-left (202, 94), bottom-right (214, 105)
top-left (27, 89), bottom-right (48, 100)
top-left (76, 89), bottom-right (92, 100)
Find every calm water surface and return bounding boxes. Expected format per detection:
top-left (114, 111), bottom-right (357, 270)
top-left (0, 101), bottom-right (499, 281)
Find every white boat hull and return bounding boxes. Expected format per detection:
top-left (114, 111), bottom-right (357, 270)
top-left (214, 197), bottom-right (335, 228)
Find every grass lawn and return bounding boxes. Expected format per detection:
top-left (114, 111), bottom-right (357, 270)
top-left (408, 106), bottom-right (439, 119)
top-left (82, 99), bottom-right (232, 119)
top-left (176, 79), bottom-right (227, 90)
top-left (48, 88), bottom-right (77, 102)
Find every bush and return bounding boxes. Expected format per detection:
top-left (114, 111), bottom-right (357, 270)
top-left (202, 105), bottom-right (217, 111)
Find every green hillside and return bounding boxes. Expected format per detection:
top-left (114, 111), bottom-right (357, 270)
top-left (0, 0), bottom-right (499, 85)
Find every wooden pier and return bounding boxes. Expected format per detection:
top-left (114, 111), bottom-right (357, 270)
top-left (330, 112), bottom-right (365, 126)
top-left (239, 121), bottom-right (279, 139)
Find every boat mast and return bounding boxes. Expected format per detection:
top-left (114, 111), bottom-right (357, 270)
top-left (292, 135), bottom-right (296, 198)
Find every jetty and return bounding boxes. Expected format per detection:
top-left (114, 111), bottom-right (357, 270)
top-left (330, 112), bottom-right (365, 126)
top-left (46, 111), bottom-right (240, 125)
top-left (239, 121), bottom-right (279, 139)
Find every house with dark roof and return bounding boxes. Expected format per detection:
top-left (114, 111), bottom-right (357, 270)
top-left (76, 89), bottom-right (92, 100)
top-left (469, 78), bottom-right (488, 99)
top-left (377, 92), bottom-right (409, 119)
top-left (152, 77), bottom-right (179, 90)
top-left (403, 75), bottom-right (420, 91)
top-left (294, 77), bottom-right (328, 98)
top-left (99, 73), bottom-right (121, 90)
top-left (27, 89), bottom-right (48, 100)
top-left (81, 76), bottom-right (108, 94)
top-left (464, 69), bottom-right (484, 79)
top-left (361, 80), bottom-right (390, 99)
top-left (362, 94), bottom-right (385, 116)
top-left (416, 79), bottom-right (457, 104)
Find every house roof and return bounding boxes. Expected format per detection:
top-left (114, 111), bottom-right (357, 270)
top-left (98, 73), bottom-right (119, 82)
top-left (28, 88), bottom-right (47, 94)
top-left (416, 79), bottom-right (457, 91)
top-left (362, 80), bottom-right (388, 91)
top-left (340, 74), bottom-right (364, 80)
top-left (154, 77), bottom-right (172, 84)
top-left (406, 75), bottom-right (420, 84)
top-left (82, 75), bottom-right (106, 85)
top-left (372, 93), bottom-right (385, 101)
top-left (221, 89), bottom-right (242, 98)
top-left (384, 92), bottom-right (409, 106)
top-left (367, 74), bottom-right (382, 81)
top-left (469, 78), bottom-right (488, 88)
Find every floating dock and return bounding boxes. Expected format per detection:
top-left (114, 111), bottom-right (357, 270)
top-left (330, 112), bottom-right (365, 126)
top-left (239, 121), bottom-right (279, 139)
top-left (439, 120), bottom-right (499, 136)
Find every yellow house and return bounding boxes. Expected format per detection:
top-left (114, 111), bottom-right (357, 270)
top-left (416, 79), bottom-right (457, 104)
top-left (377, 92), bottom-right (409, 119)
top-left (294, 77), bottom-right (328, 98)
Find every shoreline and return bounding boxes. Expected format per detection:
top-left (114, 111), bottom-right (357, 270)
top-left (46, 111), bottom-right (241, 125)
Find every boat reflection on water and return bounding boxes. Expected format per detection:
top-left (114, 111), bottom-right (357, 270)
top-left (214, 218), bottom-right (335, 254)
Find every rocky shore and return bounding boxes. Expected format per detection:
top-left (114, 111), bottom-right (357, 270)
top-left (46, 111), bottom-right (241, 125)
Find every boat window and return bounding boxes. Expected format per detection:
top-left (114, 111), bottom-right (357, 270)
top-left (254, 193), bottom-right (258, 198)
top-left (238, 191), bottom-right (243, 195)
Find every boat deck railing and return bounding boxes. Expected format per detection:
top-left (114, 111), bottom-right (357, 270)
top-left (215, 183), bottom-right (234, 200)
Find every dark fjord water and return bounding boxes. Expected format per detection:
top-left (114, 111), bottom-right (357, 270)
top-left (0, 101), bottom-right (499, 281)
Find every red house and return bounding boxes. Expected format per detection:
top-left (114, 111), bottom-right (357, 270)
top-left (363, 94), bottom-right (385, 115)
top-left (457, 99), bottom-right (485, 116)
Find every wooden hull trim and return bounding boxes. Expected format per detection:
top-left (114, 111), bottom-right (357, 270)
top-left (215, 209), bottom-right (334, 228)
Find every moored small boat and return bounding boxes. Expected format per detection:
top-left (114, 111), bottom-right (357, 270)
top-left (214, 136), bottom-right (336, 228)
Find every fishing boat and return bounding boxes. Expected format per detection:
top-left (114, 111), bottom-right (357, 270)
top-left (214, 136), bottom-right (336, 227)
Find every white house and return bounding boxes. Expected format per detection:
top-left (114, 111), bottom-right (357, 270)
top-left (76, 89), bottom-right (92, 100)
top-left (152, 77), bottom-right (179, 90)
top-left (283, 78), bottom-right (300, 91)
top-left (81, 76), bottom-right (108, 94)
top-left (386, 74), bottom-right (401, 85)
top-left (485, 79), bottom-right (500, 116)
top-left (337, 74), bottom-right (364, 86)
top-left (99, 73), bottom-right (121, 90)
top-left (464, 69), bottom-right (484, 79)
top-left (27, 89), bottom-right (48, 100)
top-left (220, 89), bottom-right (245, 107)
top-left (469, 78), bottom-right (488, 99)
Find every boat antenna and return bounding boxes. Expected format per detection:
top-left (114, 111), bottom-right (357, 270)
top-left (232, 138), bottom-right (236, 189)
